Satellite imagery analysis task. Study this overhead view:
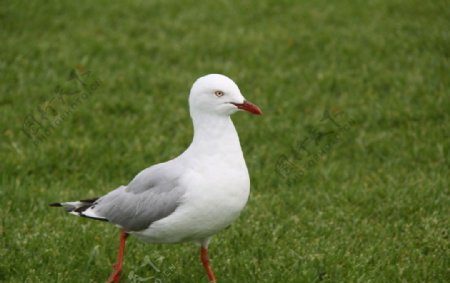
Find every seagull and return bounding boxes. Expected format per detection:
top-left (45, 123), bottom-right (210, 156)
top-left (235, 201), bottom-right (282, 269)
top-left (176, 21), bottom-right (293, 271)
top-left (50, 74), bottom-right (262, 283)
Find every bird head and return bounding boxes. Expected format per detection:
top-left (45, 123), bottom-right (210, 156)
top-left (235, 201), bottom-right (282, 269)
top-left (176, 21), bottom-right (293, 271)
top-left (189, 74), bottom-right (262, 117)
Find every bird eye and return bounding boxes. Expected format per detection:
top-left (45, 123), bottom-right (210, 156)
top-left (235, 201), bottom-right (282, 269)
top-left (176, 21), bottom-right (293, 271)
top-left (214, 90), bottom-right (224, 97)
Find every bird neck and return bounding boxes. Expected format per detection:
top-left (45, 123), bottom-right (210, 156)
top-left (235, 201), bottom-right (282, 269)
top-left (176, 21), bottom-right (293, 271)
top-left (188, 113), bottom-right (242, 157)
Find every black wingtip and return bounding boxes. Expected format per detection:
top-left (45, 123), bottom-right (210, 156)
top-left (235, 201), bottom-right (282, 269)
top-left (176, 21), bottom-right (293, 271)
top-left (49, 202), bottom-right (62, 207)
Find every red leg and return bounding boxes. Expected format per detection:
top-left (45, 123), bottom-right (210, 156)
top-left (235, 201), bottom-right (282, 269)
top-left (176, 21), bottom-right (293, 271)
top-left (200, 246), bottom-right (217, 283)
top-left (106, 229), bottom-right (129, 283)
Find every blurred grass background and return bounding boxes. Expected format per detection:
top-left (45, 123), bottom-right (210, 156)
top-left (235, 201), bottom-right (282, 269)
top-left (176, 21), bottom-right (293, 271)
top-left (0, 0), bottom-right (448, 282)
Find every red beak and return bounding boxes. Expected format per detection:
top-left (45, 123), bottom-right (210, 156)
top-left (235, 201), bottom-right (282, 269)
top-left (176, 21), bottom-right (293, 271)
top-left (231, 100), bottom-right (263, 115)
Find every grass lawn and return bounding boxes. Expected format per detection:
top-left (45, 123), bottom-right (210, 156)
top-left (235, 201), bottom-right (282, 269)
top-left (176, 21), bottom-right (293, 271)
top-left (0, 0), bottom-right (448, 282)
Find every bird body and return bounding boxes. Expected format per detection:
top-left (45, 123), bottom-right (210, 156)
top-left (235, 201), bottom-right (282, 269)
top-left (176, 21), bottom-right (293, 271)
top-left (50, 74), bottom-right (262, 282)
top-left (132, 123), bottom-right (251, 243)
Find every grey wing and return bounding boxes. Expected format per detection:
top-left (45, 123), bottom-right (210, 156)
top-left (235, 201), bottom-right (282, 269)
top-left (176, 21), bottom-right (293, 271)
top-left (87, 161), bottom-right (186, 232)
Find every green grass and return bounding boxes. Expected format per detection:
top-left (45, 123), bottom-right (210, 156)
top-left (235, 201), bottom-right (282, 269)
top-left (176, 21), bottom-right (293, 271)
top-left (1, 0), bottom-right (449, 282)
